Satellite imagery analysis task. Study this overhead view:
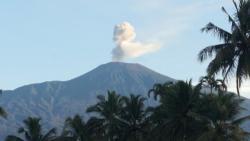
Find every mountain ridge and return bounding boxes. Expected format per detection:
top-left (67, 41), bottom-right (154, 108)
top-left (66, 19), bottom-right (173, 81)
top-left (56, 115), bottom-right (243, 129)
top-left (0, 62), bottom-right (174, 139)
top-left (5, 62), bottom-right (173, 92)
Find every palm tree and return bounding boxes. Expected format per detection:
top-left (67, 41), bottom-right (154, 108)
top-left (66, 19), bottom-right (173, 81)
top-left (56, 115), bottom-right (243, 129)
top-left (5, 117), bottom-right (56, 141)
top-left (197, 92), bottom-right (250, 141)
top-left (148, 80), bottom-right (204, 141)
top-left (197, 76), bottom-right (227, 94)
top-left (63, 115), bottom-right (92, 141)
top-left (198, 0), bottom-right (250, 95)
top-left (86, 91), bottom-right (123, 141)
top-left (119, 94), bottom-right (149, 141)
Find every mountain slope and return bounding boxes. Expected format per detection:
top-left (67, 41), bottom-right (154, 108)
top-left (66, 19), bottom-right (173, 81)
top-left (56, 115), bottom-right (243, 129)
top-left (0, 62), bottom-right (174, 139)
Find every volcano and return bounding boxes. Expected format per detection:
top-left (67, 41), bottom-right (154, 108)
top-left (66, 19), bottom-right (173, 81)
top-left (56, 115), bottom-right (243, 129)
top-left (0, 62), bottom-right (174, 139)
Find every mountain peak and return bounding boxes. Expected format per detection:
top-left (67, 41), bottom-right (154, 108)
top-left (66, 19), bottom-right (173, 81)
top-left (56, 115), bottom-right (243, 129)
top-left (71, 62), bottom-right (174, 83)
top-left (103, 61), bottom-right (139, 65)
top-left (98, 61), bottom-right (142, 69)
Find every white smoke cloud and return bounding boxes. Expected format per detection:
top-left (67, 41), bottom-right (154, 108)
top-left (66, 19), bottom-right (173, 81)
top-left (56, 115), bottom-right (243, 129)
top-left (112, 22), bottom-right (161, 61)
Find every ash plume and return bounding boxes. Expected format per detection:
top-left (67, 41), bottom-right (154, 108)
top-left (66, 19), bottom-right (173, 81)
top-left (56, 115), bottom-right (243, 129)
top-left (112, 22), bottom-right (161, 61)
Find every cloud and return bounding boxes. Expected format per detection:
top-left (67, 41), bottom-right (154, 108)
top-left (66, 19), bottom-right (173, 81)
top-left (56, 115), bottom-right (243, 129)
top-left (112, 22), bottom-right (161, 61)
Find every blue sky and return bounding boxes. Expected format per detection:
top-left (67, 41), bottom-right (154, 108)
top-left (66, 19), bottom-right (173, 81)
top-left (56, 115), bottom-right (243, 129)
top-left (0, 0), bottom-right (249, 97)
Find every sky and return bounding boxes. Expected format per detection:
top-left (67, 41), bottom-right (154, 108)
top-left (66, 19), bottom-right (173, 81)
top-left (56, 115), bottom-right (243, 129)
top-left (0, 0), bottom-right (249, 97)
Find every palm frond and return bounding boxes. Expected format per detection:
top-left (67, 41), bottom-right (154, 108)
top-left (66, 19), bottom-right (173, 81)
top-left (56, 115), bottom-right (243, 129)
top-left (198, 43), bottom-right (231, 62)
top-left (41, 128), bottom-right (56, 141)
top-left (206, 46), bottom-right (236, 77)
top-left (201, 22), bottom-right (232, 42)
top-left (222, 6), bottom-right (248, 44)
top-left (232, 115), bottom-right (250, 125)
top-left (5, 135), bottom-right (24, 141)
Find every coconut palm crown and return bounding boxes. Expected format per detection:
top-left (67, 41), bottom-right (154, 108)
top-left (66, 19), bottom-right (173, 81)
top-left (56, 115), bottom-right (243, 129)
top-left (5, 117), bottom-right (56, 141)
top-left (198, 0), bottom-right (250, 95)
